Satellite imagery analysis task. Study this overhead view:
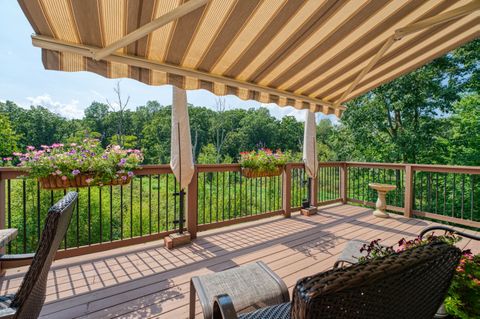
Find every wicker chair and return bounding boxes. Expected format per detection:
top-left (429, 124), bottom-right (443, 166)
top-left (0, 192), bottom-right (78, 319)
top-left (213, 241), bottom-right (461, 319)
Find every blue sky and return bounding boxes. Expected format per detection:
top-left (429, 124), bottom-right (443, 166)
top-left (0, 2), bottom-right (334, 122)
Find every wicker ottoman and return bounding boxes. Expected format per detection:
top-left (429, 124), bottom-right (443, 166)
top-left (190, 261), bottom-right (289, 319)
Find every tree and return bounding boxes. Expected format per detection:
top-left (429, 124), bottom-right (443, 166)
top-left (197, 143), bottom-right (218, 164)
top-left (106, 81), bottom-right (130, 147)
top-left (443, 94), bottom-right (480, 166)
top-left (84, 101), bottom-right (110, 144)
top-left (0, 114), bottom-right (18, 159)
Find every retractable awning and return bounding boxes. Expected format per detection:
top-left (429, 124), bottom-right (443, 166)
top-left (18, 0), bottom-right (480, 116)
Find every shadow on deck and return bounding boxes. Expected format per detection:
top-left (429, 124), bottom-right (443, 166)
top-left (0, 204), bottom-right (478, 319)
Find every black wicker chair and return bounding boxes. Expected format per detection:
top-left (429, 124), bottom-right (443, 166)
top-left (213, 240), bottom-right (462, 319)
top-left (0, 192), bottom-right (78, 319)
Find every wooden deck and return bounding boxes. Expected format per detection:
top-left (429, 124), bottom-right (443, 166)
top-left (1, 204), bottom-right (479, 319)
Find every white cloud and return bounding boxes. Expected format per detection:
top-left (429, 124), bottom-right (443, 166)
top-left (26, 94), bottom-right (84, 119)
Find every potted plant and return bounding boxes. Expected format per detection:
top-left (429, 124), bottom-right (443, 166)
top-left (13, 139), bottom-right (143, 189)
top-left (357, 234), bottom-right (480, 319)
top-left (239, 148), bottom-right (290, 178)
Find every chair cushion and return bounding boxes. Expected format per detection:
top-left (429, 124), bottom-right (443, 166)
top-left (239, 302), bottom-right (291, 319)
top-left (0, 295), bottom-right (16, 318)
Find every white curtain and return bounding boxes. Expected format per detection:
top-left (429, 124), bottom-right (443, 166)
top-left (303, 110), bottom-right (318, 178)
top-left (170, 86), bottom-right (194, 189)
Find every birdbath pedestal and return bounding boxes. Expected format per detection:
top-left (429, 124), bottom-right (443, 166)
top-left (368, 183), bottom-right (397, 218)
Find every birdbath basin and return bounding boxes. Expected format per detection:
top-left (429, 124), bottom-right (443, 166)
top-left (369, 183), bottom-right (397, 218)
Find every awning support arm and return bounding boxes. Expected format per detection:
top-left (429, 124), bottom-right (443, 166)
top-left (335, 35), bottom-right (396, 107)
top-left (395, 0), bottom-right (480, 40)
top-left (334, 0), bottom-right (480, 106)
top-left (92, 0), bottom-right (210, 61)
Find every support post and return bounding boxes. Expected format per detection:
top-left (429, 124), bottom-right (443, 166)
top-left (404, 165), bottom-right (413, 218)
top-left (311, 176), bottom-right (318, 207)
top-left (187, 167), bottom-right (198, 239)
top-left (340, 163), bottom-right (348, 204)
top-left (282, 164), bottom-right (292, 217)
top-left (0, 174), bottom-right (6, 276)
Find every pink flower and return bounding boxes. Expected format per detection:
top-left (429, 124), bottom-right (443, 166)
top-left (55, 170), bottom-right (62, 175)
top-left (70, 143), bottom-right (77, 147)
top-left (72, 169), bottom-right (80, 176)
top-left (26, 146), bottom-right (35, 151)
top-left (127, 171), bottom-right (134, 177)
top-left (85, 178), bottom-right (94, 184)
top-left (13, 152), bottom-right (23, 156)
top-left (61, 176), bottom-right (68, 181)
top-left (121, 176), bottom-right (127, 181)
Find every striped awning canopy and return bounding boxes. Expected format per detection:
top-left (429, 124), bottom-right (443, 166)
top-left (19, 0), bottom-right (480, 116)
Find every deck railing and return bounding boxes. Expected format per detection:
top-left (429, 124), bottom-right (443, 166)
top-left (0, 162), bottom-right (479, 264)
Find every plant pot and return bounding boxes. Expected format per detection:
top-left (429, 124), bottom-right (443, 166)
top-left (39, 174), bottom-right (131, 189)
top-left (241, 166), bottom-right (283, 178)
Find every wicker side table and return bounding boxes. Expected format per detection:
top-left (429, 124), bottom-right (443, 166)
top-left (190, 261), bottom-right (289, 319)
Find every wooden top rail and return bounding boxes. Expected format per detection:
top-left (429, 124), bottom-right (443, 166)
top-left (410, 164), bottom-right (480, 175)
top-left (345, 162), bottom-right (406, 170)
top-left (1, 162), bottom-right (480, 180)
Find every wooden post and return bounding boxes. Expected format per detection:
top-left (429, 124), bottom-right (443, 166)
top-left (0, 174), bottom-right (5, 276)
top-left (404, 165), bottom-right (413, 218)
top-left (187, 167), bottom-right (198, 239)
top-left (282, 164), bottom-right (292, 217)
top-left (311, 176), bottom-right (318, 207)
top-left (340, 163), bottom-right (348, 204)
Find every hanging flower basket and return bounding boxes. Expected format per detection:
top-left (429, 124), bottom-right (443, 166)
top-left (241, 166), bottom-right (283, 178)
top-left (239, 148), bottom-right (290, 178)
top-left (39, 174), bottom-right (131, 190)
top-left (13, 139), bottom-right (143, 190)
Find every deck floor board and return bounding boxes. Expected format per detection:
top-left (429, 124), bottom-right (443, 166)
top-left (0, 204), bottom-right (477, 319)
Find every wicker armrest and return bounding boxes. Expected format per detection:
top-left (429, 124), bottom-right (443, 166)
top-left (419, 226), bottom-right (480, 241)
top-left (0, 253), bottom-right (35, 261)
top-left (213, 294), bottom-right (238, 319)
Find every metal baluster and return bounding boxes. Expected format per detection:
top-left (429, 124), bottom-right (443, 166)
top-left (130, 179), bottom-right (134, 236)
top-left (120, 185), bottom-right (124, 239)
top-left (156, 175), bottom-right (160, 232)
top-left (471, 175), bottom-right (474, 221)
top-left (461, 174), bottom-right (465, 220)
top-left (216, 172), bottom-right (219, 222)
top-left (419, 173), bottom-right (423, 211)
top-left (36, 182), bottom-right (40, 244)
top-left (452, 174), bottom-right (456, 217)
top-left (140, 177), bottom-right (143, 235)
top-left (149, 175), bottom-right (152, 234)
top-left (443, 173), bottom-right (447, 214)
top-left (222, 172), bottom-right (225, 221)
top-left (7, 180), bottom-right (11, 253)
top-left (435, 173), bottom-right (439, 214)
top-left (76, 188), bottom-right (79, 247)
top-left (22, 181), bottom-right (26, 253)
top-left (166, 175), bottom-right (169, 230)
top-left (88, 186), bottom-right (92, 244)
top-left (99, 187), bottom-right (102, 243)
top-left (110, 185), bottom-right (113, 241)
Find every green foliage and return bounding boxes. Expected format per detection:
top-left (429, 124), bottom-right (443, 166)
top-left (441, 94), bottom-right (480, 166)
top-left (197, 144), bottom-right (218, 164)
top-left (445, 253), bottom-right (480, 319)
top-left (0, 114), bottom-right (18, 160)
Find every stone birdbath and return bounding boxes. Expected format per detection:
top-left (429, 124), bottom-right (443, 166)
top-left (368, 183), bottom-right (397, 218)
